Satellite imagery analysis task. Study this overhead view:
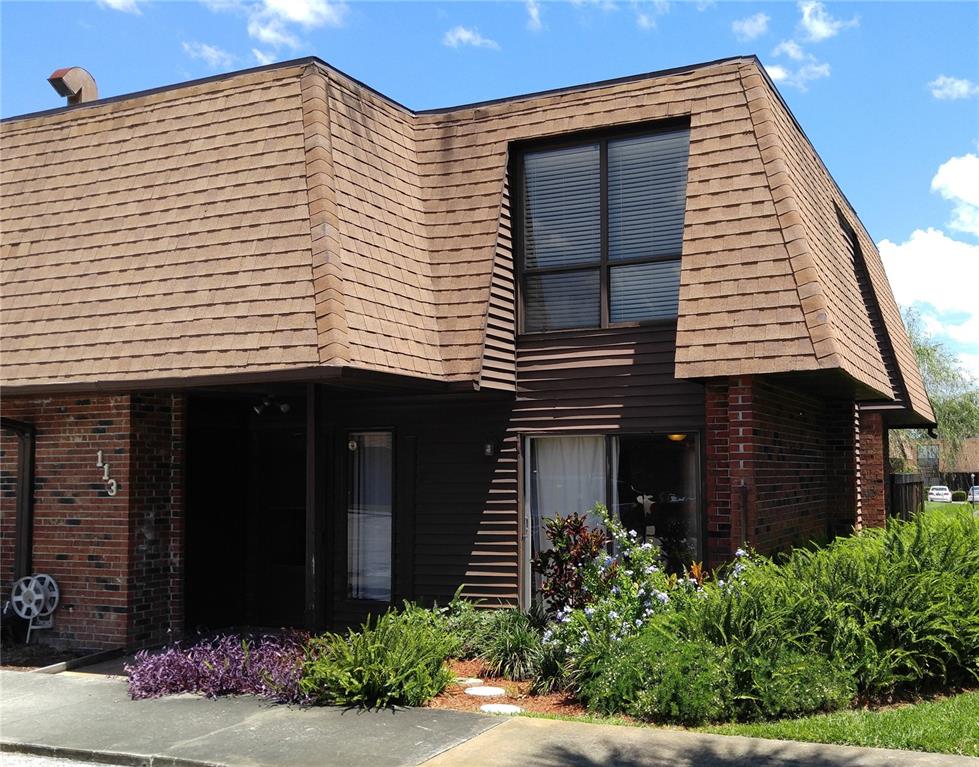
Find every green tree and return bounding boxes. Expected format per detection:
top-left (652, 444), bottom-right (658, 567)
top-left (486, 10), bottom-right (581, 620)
top-left (893, 308), bottom-right (979, 469)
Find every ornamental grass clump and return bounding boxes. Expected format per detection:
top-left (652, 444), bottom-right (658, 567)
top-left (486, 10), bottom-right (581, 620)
top-left (300, 603), bottom-right (456, 708)
top-left (125, 632), bottom-right (308, 703)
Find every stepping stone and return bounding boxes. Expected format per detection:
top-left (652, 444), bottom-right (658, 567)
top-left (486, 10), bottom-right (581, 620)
top-left (455, 677), bottom-right (483, 687)
top-left (464, 685), bottom-right (506, 697)
top-left (480, 703), bottom-right (522, 715)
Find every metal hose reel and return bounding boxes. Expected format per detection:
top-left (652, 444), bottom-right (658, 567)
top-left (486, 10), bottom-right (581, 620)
top-left (10, 574), bottom-right (59, 643)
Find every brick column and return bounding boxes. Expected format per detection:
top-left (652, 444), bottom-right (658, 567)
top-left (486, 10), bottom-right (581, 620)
top-left (705, 376), bottom-right (756, 565)
top-left (128, 393), bottom-right (185, 647)
top-left (857, 410), bottom-right (886, 528)
top-left (705, 380), bottom-right (732, 566)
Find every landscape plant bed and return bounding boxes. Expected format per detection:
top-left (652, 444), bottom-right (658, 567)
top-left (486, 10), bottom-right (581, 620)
top-left (0, 639), bottom-right (90, 671)
top-left (426, 659), bottom-right (588, 717)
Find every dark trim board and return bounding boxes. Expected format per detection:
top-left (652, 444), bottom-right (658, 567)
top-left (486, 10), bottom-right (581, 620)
top-left (1, 417), bottom-right (36, 580)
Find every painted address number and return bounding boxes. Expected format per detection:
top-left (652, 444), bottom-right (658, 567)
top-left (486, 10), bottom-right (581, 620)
top-left (95, 450), bottom-right (118, 496)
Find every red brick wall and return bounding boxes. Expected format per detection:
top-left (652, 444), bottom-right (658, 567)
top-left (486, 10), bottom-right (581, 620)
top-left (857, 410), bottom-right (886, 529)
top-left (0, 393), bottom-right (183, 650)
top-left (705, 375), bottom-right (859, 564)
top-left (128, 394), bottom-right (185, 647)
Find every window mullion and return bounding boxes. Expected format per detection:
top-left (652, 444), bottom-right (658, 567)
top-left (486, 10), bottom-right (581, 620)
top-left (600, 139), bottom-right (609, 328)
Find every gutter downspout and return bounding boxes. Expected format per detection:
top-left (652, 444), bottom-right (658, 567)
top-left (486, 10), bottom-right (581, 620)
top-left (1, 418), bottom-right (36, 579)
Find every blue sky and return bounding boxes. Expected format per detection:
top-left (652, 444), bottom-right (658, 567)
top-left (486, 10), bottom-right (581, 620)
top-left (2, 0), bottom-right (977, 378)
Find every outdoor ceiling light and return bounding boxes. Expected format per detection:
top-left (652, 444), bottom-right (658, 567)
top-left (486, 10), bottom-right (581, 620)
top-left (667, 433), bottom-right (687, 442)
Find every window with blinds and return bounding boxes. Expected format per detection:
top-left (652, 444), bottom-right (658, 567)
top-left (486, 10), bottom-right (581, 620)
top-left (519, 126), bottom-right (690, 332)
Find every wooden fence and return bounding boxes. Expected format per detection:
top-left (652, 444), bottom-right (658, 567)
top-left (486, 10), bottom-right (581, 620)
top-left (890, 473), bottom-right (923, 521)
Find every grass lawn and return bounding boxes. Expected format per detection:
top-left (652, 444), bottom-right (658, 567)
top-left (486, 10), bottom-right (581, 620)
top-left (699, 691), bottom-right (979, 756)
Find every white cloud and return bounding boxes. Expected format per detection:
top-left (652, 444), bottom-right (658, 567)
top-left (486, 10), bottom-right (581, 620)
top-left (261, 0), bottom-right (345, 27)
top-left (931, 154), bottom-right (979, 238)
top-left (181, 41), bottom-right (236, 69)
top-left (526, 0), bottom-right (542, 30)
top-left (248, 16), bottom-right (300, 48)
top-left (773, 39), bottom-right (805, 61)
top-left (97, 0), bottom-right (141, 13)
top-left (252, 48), bottom-right (277, 65)
top-left (209, 0), bottom-right (347, 50)
top-left (732, 12), bottom-right (769, 42)
top-left (957, 353), bottom-right (979, 382)
top-left (765, 59), bottom-right (830, 91)
top-left (879, 228), bottom-right (979, 374)
top-left (633, 0), bottom-right (669, 30)
top-left (798, 1), bottom-right (858, 42)
top-left (929, 75), bottom-right (979, 101)
top-left (443, 25), bottom-right (500, 50)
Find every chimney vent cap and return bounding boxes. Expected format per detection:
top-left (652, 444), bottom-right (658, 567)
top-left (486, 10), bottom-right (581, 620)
top-left (47, 67), bottom-right (98, 105)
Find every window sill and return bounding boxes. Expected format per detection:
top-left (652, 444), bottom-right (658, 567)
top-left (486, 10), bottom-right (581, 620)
top-left (518, 318), bottom-right (678, 340)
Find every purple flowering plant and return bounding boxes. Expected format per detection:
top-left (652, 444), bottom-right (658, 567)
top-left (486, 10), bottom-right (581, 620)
top-left (125, 631), bottom-right (310, 704)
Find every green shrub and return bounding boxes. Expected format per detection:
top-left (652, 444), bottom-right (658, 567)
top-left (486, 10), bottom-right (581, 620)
top-left (952, 490), bottom-right (967, 502)
top-left (731, 646), bottom-right (856, 720)
top-left (577, 622), bottom-right (732, 725)
top-left (680, 509), bottom-right (979, 700)
top-left (300, 604), bottom-right (455, 708)
top-left (479, 609), bottom-right (544, 681)
top-left (442, 593), bottom-right (494, 659)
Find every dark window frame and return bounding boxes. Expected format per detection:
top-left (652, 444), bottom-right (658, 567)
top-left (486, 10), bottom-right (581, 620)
top-left (513, 118), bottom-right (691, 337)
top-left (343, 427), bottom-right (397, 605)
top-left (523, 429), bottom-right (706, 574)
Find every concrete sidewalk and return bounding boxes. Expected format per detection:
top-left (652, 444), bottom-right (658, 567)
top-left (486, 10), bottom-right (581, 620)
top-left (1, 670), bottom-right (976, 767)
top-left (423, 716), bottom-right (978, 767)
top-left (0, 670), bottom-right (499, 767)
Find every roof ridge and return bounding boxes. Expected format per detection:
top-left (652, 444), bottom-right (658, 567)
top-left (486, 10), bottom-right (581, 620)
top-left (2, 55), bottom-right (755, 125)
top-left (299, 64), bottom-right (350, 365)
top-left (737, 61), bottom-right (846, 373)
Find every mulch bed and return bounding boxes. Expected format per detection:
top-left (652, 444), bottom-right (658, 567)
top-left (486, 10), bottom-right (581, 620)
top-left (0, 639), bottom-right (90, 671)
top-left (426, 659), bottom-right (589, 717)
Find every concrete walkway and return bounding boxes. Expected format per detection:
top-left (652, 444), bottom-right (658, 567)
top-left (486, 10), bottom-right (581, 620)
top-left (0, 671), bottom-right (499, 767)
top-left (1, 670), bottom-right (975, 767)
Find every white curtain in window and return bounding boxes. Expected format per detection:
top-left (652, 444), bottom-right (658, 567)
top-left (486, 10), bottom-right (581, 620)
top-left (530, 436), bottom-right (606, 554)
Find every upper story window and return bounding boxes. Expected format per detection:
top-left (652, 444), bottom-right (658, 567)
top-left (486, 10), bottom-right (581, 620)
top-left (518, 126), bottom-right (690, 333)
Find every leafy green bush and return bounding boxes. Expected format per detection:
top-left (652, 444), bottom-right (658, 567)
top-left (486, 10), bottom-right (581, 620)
top-left (536, 504), bottom-right (979, 724)
top-left (442, 593), bottom-right (494, 659)
top-left (479, 609), bottom-right (544, 681)
top-left (952, 490), bottom-right (967, 502)
top-left (577, 621), bottom-right (732, 725)
top-left (731, 646), bottom-right (856, 720)
top-left (680, 509), bottom-right (979, 699)
top-left (300, 604), bottom-right (455, 708)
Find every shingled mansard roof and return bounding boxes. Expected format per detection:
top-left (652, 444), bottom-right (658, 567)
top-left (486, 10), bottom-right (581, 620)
top-left (0, 55), bottom-right (933, 424)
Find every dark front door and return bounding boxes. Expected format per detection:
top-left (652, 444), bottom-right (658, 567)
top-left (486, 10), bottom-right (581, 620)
top-left (185, 393), bottom-right (306, 631)
top-left (246, 421), bottom-right (306, 627)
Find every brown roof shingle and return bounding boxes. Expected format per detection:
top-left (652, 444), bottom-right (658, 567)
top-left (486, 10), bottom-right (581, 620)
top-left (0, 55), bottom-right (933, 423)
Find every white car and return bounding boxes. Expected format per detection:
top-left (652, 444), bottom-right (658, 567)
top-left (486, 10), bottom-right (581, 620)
top-left (968, 486), bottom-right (979, 503)
top-left (927, 485), bottom-right (952, 503)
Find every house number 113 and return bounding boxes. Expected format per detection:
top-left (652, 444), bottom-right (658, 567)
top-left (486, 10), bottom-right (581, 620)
top-left (95, 450), bottom-right (118, 496)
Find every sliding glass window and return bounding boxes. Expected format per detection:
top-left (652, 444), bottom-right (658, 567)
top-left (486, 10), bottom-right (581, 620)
top-left (527, 433), bottom-right (700, 574)
top-left (347, 431), bottom-right (393, 601)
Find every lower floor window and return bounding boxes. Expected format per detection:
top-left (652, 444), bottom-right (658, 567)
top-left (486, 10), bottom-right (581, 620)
top-left (347, 431), bottom-right (393, 601)
top-left (527, 433), bottom-right (701, 573)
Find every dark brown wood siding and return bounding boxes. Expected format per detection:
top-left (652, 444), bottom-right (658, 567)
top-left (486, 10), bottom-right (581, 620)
top-left (514, 323), bottom-right (705, 433)
top-left (327, 325), bottom-right (703, 625)
top-left (328, 396), bottom-right (516, 627)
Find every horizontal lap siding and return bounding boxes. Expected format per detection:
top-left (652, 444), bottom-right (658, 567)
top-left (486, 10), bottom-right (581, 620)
top-left (330, 397), bottom-right (516, 628)
top-left (515, 325), bottom-right (705, 433)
